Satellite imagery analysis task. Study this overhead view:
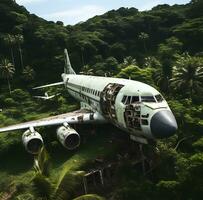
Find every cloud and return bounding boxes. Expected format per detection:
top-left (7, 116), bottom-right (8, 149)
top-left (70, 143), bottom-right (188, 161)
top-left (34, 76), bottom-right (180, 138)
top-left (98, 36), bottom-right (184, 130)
top-left (16, 0), bottom-right (46, 5)
top-left (42, 5), bottom-right (106, 25)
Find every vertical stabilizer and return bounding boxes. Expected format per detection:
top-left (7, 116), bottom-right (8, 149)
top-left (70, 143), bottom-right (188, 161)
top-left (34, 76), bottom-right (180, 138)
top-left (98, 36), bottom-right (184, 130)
top-left (64, 49), bottom-right (76, 74)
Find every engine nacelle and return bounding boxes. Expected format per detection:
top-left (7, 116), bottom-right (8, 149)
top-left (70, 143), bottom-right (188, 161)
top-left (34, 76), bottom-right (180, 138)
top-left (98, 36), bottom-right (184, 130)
top-left (22, 129), bottom-right (43, 154)
top-left (57, 125), bottom-right (80, 150)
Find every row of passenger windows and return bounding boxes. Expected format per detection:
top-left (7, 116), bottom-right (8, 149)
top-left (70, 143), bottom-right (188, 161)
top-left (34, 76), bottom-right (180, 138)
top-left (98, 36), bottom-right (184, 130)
top-left (81, 87), bottom-right (101, 97)
top-left (67, 81), bottom-right (101, 97)
top-left (122, 94), bottom-right (164, 105)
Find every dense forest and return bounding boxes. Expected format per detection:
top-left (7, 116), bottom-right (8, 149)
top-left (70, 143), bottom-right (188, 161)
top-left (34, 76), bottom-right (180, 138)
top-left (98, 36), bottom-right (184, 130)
top-left (0, 0), bottom-right (203, 199)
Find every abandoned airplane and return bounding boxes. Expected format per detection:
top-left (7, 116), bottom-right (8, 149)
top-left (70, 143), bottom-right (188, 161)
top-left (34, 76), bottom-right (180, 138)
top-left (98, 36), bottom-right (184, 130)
top-left (0, 49), bottom-right (178, 154)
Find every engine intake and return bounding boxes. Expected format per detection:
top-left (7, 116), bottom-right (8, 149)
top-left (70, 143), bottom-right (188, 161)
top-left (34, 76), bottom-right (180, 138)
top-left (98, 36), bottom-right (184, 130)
top-left (22, 129), bottom-right (43, 154)
top-left (57, 125), bottom-right (80, 150)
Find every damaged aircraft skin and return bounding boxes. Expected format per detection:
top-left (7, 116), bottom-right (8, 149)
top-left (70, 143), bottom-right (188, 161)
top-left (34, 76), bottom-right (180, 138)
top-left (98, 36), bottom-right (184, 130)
top-left (0, 49), bottom-right (178, 154)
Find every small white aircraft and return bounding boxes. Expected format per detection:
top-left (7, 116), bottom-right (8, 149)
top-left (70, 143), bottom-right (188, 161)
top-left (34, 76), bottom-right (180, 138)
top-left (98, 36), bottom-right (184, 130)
top-left (34, 92), bottom-right (60, 100)
top-left (0, 49), bottom-right (178, 154)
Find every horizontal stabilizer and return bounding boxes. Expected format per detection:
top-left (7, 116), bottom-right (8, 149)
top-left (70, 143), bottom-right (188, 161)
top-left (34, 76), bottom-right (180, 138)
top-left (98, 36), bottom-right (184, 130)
top-left (33, 82), bottom-right (64, 90)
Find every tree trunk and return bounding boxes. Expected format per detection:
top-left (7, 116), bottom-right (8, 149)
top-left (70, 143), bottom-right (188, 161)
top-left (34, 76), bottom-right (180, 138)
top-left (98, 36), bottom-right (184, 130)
top-left (10, 47), bottom-right (15, 68)
top-left (7, 76), bottom-right (11, 94)
top-left (19, 44), bottom-right (24, 70)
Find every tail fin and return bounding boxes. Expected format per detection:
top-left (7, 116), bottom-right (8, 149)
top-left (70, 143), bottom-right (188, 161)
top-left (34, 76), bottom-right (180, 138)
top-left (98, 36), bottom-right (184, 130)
top-left (64, 49), bottom-right (76, 75)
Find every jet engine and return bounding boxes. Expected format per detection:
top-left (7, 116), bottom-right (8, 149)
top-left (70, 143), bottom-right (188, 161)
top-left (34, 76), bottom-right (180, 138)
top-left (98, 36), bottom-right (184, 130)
top-left (57, 124), bottom-right (80, 150)
top-left (22, 129), bottom-right (43, 154)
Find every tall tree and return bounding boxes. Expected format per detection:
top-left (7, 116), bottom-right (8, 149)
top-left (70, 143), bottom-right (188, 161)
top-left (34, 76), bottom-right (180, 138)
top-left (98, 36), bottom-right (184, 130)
top-left (153, 67), bottom-right (169, 92)
top-left (0, 59), bottom-right (15, 94)
top-left (15, 34), bottom-right (24, 70)
top-left (170, 54), bottom-right (203, 98)
top-left (138, 32), bottom-right (149, 53)
top-left (22, 65), bottom-right (35, 81)
top-left (154, 37), bottom-right (183, 92)
top-left (2, 34), bottom-right (16, 68)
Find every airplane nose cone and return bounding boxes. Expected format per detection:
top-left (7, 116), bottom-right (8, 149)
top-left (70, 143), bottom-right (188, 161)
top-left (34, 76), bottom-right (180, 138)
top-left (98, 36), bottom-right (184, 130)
top-left (150, 110), bottom-right (178, 138)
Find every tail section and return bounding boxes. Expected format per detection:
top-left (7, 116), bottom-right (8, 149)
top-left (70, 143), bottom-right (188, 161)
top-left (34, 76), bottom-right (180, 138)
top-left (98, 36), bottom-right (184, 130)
top-left (64, 49), bottom-right (76, 75)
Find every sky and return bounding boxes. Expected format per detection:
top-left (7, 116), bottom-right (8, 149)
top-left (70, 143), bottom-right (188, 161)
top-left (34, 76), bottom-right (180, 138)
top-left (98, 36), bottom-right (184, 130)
top-left (16, 0), bottom-right (190, 25)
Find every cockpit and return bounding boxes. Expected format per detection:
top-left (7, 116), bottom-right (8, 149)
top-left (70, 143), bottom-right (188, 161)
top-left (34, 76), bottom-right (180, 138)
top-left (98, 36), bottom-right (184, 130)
top-left (121, 92), bottom-right (167, 138)
top-left (121, 93), bottom-right (164, 105)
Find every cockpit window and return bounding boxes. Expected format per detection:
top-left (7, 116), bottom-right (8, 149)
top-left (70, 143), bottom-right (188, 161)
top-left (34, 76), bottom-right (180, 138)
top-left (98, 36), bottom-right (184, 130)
top-left (155, 94), bottom-right (164, 102)
top-left (141, 96), bottom-right (156, 102)
top-left (122, 95), bottom-right (127, 104)
top-left (126, 96), bottom-right (131, 105)
top-left (131, 96), bottom-right (139, 103)
top-left (122, 95), bottom-right (140, 105)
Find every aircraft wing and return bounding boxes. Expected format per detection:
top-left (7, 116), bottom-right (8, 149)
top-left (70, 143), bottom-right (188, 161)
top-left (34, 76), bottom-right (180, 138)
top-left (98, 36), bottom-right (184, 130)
top-left (33, 82), bottom-right (64, 90)
top-left (0, 110), bottom-right (105, 133)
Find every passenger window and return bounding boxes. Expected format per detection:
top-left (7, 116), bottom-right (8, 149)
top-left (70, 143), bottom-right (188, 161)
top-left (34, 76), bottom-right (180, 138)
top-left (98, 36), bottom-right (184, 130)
top-left (131, 96), bottom-right (139, 103)
top-left (141, 96), bottom-right (156, 102)
top-left (155, 94), bottom-right (164, 102)
top-left (122, 95), bottom-right (127, 104)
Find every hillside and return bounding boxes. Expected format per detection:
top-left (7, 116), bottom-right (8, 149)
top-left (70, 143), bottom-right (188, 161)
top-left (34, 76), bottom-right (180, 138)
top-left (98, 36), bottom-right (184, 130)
top-left (0, 0), bottom-right (203, 199)
top-left (0, 0), bottom-right (203, 84)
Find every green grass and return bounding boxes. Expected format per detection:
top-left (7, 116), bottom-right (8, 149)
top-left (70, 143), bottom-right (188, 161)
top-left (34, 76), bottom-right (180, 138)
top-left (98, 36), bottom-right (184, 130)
top-left (0, 126), bottom-right (120, 198)
top-left (50, 132), bottom-right (118, 187)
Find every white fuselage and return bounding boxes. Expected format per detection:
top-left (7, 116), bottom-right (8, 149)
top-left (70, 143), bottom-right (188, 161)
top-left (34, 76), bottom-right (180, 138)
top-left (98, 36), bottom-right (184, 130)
top-left (62, 73), bottom-right (177, 141)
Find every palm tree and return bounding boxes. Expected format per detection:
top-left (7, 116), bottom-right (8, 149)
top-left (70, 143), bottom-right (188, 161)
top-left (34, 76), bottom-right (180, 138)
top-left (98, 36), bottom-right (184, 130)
top-left (170, 54), bottom-right (203, 98)
top-left (0, 59), bottom-right (15, 94)
top-left (34, 147), bottom-right (50, 176)
top-left (54, 171), bottom-right (85, 200)
top-left (2, 34), bottom-right (16, 68)
top-left (138, 32), bottom-right (149, 53)
top-left (22, 65), bottom-right (35, 81)
top-left (80, 65), bottom-right (94, 75)
top-left (32, 148), bottom-right (53, 199)
top-left (15, 34), bottom-right (24, 70)
top-left (123, 56), bottom-right (137, 67)
top-left (144, 56), bottom-right (161, 68)
top-left (32, 173), bottom-right (53, 200)
top-left (153, 67), bottom-right (170, 92)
